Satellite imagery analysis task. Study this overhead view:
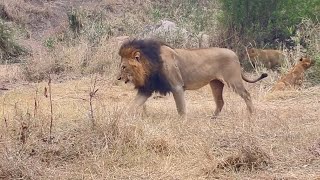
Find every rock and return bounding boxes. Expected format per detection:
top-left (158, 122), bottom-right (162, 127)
top-left (140, 20), bottom-right (189, 40)
top-left (153, 20), bottom-right (177, 34)
top-left (113, 36), bottom-right (130, 46)
top-left (198, 32), bottom-right (210, 48)
top-left (102, 35), bottom-right (130, 48)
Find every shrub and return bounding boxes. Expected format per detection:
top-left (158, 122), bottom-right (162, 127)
top-left (292, 19), bottom-right (320, 85)
top-left (0, 20), bottom-right (27, 63)
top-left (151, 0), bottom-right (219, 34)
top-left (218, 0), bottom-right (320, 48)
top-left (66, 8), bottom-right (113, 45)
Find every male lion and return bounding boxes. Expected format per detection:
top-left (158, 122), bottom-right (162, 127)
top-left (118, 39), bottom-right (268, 118)
top-left (247, 48), bottom-right (285, 70)
top-left (271, 57), bottom-right (314, 91)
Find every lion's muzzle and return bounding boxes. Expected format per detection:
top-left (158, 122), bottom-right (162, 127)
top-left (117, 74), bottom-right (130, 84)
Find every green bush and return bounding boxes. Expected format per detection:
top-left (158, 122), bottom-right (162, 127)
top-left (218, 0), bottom-right (320, 48)
top-left (306, 54), bottom-right (320, 85)
top-left (0, 20), bottom-right (27, 63)
top-left (66, 8), bottom-right (113, 45)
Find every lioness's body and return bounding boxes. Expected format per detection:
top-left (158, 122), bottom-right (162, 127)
top-left (118, 39), bottom-right (268, 118)
top-left (248, 48), bottom-right (285, 70)
top-left (271, 57), bottom-right (314, 91)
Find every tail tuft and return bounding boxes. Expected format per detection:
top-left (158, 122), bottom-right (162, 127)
top-left (242, 72), bottom-right (268, 83)
top-left (261, 73), bottom-right (268, 78)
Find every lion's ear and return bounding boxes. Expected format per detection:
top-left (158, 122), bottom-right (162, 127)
top-left (134, 51), bottom-right (141, 62)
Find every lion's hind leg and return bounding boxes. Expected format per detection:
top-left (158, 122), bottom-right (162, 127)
top-left (210, 80), bottom-right (225, 118)
top-left (231, 82), bottom-right (254, 114)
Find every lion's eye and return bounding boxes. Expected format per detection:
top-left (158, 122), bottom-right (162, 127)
top-left (122, 66), bottom-right (126, 70)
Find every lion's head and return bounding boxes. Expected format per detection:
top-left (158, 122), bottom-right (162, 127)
top-left (118, 39), bottom-right (171, 95)
top-left (117, 49), bottom-right (150, 87)
top-left (247, 48), bottom-right (259, 59)
top-left (298, 57), bottom-right (314, 69)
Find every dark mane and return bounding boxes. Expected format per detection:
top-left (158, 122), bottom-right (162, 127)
top-left (119, 39), bottom-right (172, 96)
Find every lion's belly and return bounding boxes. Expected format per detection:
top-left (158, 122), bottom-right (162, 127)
top-left (177, 60), bottom-right (223, 90)
top-left (184, 82), bottom-right (210, 90)
top-left (182, 73), bottom-right (217, 90)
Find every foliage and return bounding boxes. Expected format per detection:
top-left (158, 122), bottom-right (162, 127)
top-left (291, 19), bottom-right (320, 85)
top-left (151, 0), bottom-right (218, 33)
top-left (44, 37), bottom-right (55, 50)
top-left (218, 0), bottom-right (320, 48)
top-left (66, 8), bottom-right (113, 45)
top-left (0, 20), bottom-right (27, 63)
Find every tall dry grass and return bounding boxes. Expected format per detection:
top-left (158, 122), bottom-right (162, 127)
top-left (0, 77), bottom-right (320, 179)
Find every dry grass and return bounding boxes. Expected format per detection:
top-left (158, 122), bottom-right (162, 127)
top-left (0, 74), bottom-right (319, 179)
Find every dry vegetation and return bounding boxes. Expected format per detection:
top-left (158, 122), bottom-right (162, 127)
top-left (0, 0), bottom-right (319, 179)
top-left (1, 74), bottom-right (320, 179)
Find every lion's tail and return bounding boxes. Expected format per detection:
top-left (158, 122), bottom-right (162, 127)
top-left (241, 73), bottom-right (268, 83)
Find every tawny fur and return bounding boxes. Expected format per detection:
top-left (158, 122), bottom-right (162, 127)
top-left (118, 39), bottom-right (268, 118)
top-left (118, 47), bottom-right (151, 87)
top-left (271, 57), bottom-right (314, 91)
top-left (248, 48), bottom-right (285, 70)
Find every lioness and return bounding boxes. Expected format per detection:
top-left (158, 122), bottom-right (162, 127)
top-left (271, 57), bottom-right (314, 91)
top-left (118, 39), bottom-right (268, 118)
top-left (247, 48), bottom-right (285, 70)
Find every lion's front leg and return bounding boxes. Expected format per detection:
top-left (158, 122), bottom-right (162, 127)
top-left (128, 91), bottom-right (151, 114)
top-left (160, 50), bottom-right (185, 119)
top-left (172, 86), bottom-right (186, 118)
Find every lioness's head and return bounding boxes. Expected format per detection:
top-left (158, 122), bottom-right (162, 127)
top-left (298, 57), bottom-right (314, 69)
top-left (118, 42), bottom-right (150, 88)
top-left (247, 48), bottom-right (259, 58)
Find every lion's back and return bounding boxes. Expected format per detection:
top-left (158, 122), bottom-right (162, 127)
top-left (174, 47), bottom-right (239, 64)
